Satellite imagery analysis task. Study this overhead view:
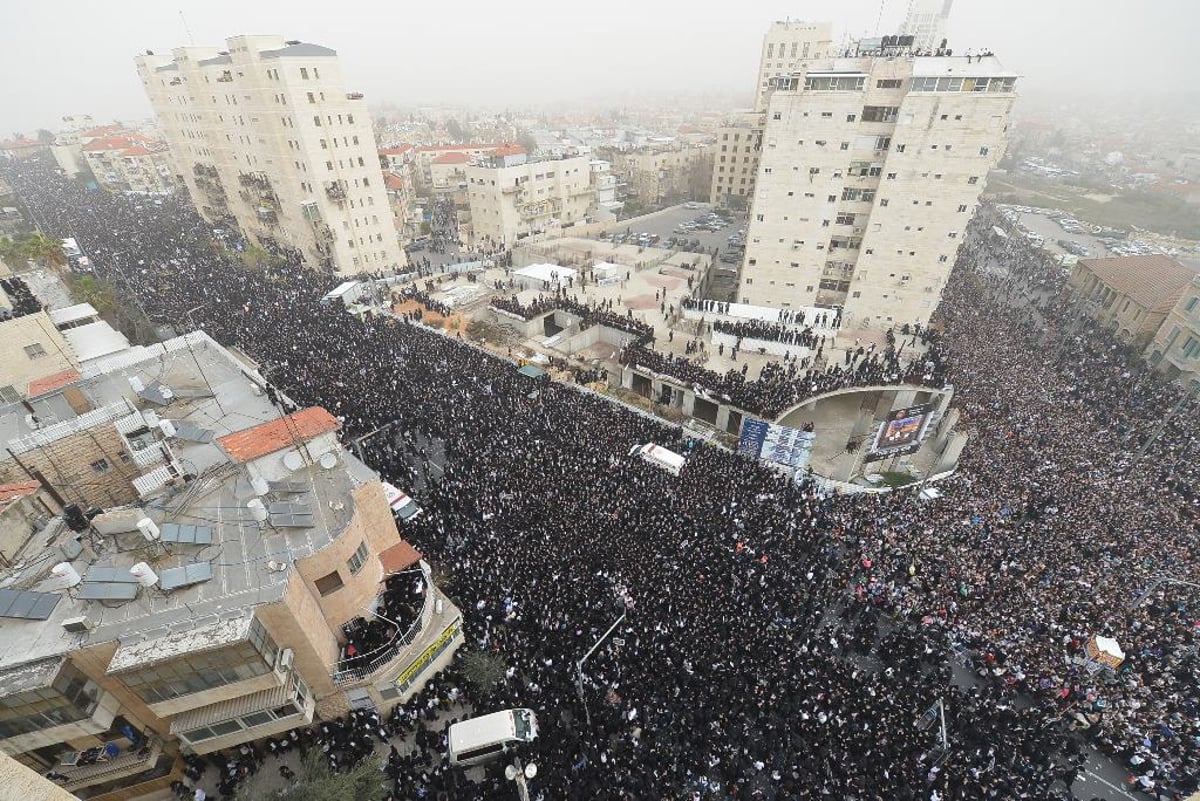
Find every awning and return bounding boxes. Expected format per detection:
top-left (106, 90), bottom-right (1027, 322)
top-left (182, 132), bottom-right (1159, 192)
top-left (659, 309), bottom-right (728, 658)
top-left (517, 365), bottom-right (546, 379)
top-left (379, 542), bottom-right (422, 574)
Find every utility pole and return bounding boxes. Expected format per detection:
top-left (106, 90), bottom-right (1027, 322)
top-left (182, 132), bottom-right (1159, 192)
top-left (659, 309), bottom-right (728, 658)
top-left (576, 610), bottom-right (626, 728)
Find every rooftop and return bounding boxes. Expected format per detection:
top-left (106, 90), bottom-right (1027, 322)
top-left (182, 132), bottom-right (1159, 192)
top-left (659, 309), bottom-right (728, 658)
top-left (0, 481), bottom-right (40, 515)
top-left (0, 333), bottom-right (381, 675)
top-left (1077, 255), bottom-right (1198, 312)
top-left (259, 43), bottom-right (337, 59)
top-left (216, 407), bottom-right (340, 463)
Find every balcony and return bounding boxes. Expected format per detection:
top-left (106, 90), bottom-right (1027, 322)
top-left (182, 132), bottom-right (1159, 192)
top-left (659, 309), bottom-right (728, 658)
top-left (326, 182), bottom-right (346, 202)
top-left (170, 673), bottom-right (314, 756)
top-left (55, 738), bottom-right (163, 794)
top-left (332, 568), bottom-right (431, 687)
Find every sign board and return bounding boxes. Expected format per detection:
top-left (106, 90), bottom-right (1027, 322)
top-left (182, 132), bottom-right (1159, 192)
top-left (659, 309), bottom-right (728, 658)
top-left (738, 418), bottom-right (815, 471)
top-left (394, 617), bottom-right (462, 693)
top-left (865, 403), bottom-right (935, 462)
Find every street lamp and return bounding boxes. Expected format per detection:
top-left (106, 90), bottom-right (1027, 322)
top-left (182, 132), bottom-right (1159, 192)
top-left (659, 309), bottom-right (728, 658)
top-left (504, 757), bottom-right (537, 801)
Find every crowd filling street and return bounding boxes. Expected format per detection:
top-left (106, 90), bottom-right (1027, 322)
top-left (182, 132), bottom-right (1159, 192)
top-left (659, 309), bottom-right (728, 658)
top-left (3, 155), bottom-right (1199, 800)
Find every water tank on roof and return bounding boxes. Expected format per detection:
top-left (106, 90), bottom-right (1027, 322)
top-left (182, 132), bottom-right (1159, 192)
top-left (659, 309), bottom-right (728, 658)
top-left (251, 475), bottom-right (269, 496)
top-left (159, 420), bottom-right (177, 438)
top-left (52, 562), bottom-right (82, 588)
top-left (130, 562), bottom-right (158, 588)
top-left (137, 518), bottom-right (160, 541)
top-left (318, 452), bottom-right (337, 470)
top-left (282, 451), bottom-right (305, 472)
top-left (129, 376), bottom-right (145, 393)
top-left (247, 498), bottom-right (268, 522)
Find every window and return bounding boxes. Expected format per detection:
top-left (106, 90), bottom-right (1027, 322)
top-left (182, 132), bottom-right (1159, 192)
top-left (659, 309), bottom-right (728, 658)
top-left (315, 571), bottom-right (344, 595)
top-left (957, 204), bottom-right (968, 213)
top-left (886, 173), bottom-right (896, 180)
top-left (948, 232), bottom-right (958, 239)
top-left (347, 114), bottom-right (354, 124)
top-left (1186, 297), bottom-right (1198, 312)
top-left (895, 144), bottom-right (905, 153)
top-left (306, 92), bottom-right (315, 103)
top-left (90, 459), bottom-right (110, 473)
top-left (300, 67), bottom-right (309, 79)
top-left (979, 147), bottom-right (990, 156)
top-left (879, 199), bottom-right (889, 207)
top-left (938, 255), bottom-right (949, 263)
top-left (772, 112), bottom-right (781, 120)
top-left (846, 114), bottom-right (856, 122)
top-left (840, 141), bottom-right (849, 150)
top-left (0, 385), bottom-right (18, 404)
top-left (876, 79), bottom-right (902, 89)
top-left (313, 115), bottom-right (321, 126)
top-left (756, 214), bottom-right (764, 222)
top-left (23, 343), bottom-right (47, 359)
top-left (313, 67), bottom-right (320, 79)
top-left (347, 541), bottom-right (370, 575)
top-left (968, 176), bottom-right (979, 185)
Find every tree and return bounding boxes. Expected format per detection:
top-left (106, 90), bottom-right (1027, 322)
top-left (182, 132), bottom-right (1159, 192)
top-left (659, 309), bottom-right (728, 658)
top-left (67, 274), bottom-right (118, 317)
top-left (445, 118), bottom-right (466, 143)
top-left (4, 232), bottom-right (66, 269)
top-left (460, 649), bottom-right (507, 695)
top-left (241, 244), bottom-right (283, 272)
top-left (235, 749), bottom-right (383, 801)
top-left (516, 132), bottom-right (538, 157)
top-left (36, 129), bottom-right (55, 145)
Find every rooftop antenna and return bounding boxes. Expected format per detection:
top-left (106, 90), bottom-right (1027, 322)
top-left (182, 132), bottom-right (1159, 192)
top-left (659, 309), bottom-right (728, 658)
top-left (179, 10), bottom-right (195, 45)
top-left (875, 0), bottom-right (888, 36)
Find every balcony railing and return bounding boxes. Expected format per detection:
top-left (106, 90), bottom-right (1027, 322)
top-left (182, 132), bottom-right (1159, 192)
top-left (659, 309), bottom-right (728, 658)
top-left (56, 739), bottom-right (162, 793)
top-left (331, 570), bottom-right (434, 687)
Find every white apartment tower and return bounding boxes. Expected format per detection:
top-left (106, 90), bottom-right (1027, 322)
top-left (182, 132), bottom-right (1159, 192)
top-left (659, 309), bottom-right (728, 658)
top-left (901, 0), bottom-right (955, 52)
top-left (739, 54), bottom-right (1017, 328)
top-left (754, 21), bottom-right (834, 112)
top-left (136, 36), bottom-right (405, 275)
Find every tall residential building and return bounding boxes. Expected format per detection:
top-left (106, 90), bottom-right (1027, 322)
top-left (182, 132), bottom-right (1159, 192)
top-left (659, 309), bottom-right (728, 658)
top-left (753, 21), bottom-right (834, 112)
top-left (900, 0), bottom-right (955, 52)
top-left (135, 36), bottom-right (405, 275)
top-left (739, 54), bottom-right (1017, 328)
top-left (465, 155), bottom-right (594, 246)
top-left (710, 112), bottom-right (766, 207)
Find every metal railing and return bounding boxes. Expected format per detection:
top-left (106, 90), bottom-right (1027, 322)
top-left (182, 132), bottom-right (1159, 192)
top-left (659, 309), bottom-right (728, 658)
top-left (330, 568), bottom-right (433, 686)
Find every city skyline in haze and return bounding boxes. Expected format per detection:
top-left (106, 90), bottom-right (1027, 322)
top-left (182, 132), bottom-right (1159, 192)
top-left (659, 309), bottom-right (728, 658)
top-left (0, 0), bottom-right (1194, 135)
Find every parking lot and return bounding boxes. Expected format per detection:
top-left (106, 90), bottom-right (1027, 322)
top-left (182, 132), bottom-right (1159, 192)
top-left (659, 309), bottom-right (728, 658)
top-left (595, 203), bottom-right (748, 257)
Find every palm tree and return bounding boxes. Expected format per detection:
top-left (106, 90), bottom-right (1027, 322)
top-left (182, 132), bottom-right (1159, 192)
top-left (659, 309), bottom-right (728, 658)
top-left (20, 232), bottom-right (67, 269)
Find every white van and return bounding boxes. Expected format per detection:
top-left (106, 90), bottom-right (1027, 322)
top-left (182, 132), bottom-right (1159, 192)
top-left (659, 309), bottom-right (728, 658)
top-left (448, 708), bottom-right (538, 766)
top-left (381, 481), bottom-right (423, 522)
top-left (629, 443), bottom-right (686, 476)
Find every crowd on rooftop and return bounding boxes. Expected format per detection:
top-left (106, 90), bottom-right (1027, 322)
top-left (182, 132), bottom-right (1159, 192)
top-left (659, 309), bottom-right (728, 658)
top-left (4, 154), bottom-right (1200, 799)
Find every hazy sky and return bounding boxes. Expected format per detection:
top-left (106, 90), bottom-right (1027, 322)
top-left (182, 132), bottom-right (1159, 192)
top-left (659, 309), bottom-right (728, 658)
top-left (0, 0), bottom-right (1194, 135)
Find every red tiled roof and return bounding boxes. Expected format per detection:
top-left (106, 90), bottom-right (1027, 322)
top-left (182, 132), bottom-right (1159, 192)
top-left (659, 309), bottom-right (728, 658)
top-left (492, 144), bottom-right (525, 157)
top-left (0, 139), bottom-right (42, 150)
top-left (0, 481), bottom-right (40, 513)
top-left (216, 407), bottom-right (340, 464)
top-left (121, 145), bottom-right (153, 157)
top-left (383, 171), bottom-right (405, 191)
top-left (379, 145), bottom-right (414, 156)
top-left (1077, 255), bottom-right (1198, 313)
top-left (379, 541), bottom-right (422, 573)
top-left (431, 152), bottom-right (470, 165)
top-left (27, 368), bottom-right (81, 398)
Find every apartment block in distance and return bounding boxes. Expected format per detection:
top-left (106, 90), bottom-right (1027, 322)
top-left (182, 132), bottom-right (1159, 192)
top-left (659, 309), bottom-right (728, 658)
top-left (0, 331), bottom-right (461, 800)
top-left (465, 155), bottom-right (594, 246)
top-left (711, 112), bottom-right (765, 207)
top-left (739, 51), bottom-right (1017, 328)
top-left (135, 36), bottom-right (406, 275)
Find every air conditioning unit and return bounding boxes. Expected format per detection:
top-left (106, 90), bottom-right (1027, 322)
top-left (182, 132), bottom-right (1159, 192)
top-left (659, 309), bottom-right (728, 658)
top-left (62, 616), bottom-right (93, 633)
top-left (276, 648), bottom-right (294, 671)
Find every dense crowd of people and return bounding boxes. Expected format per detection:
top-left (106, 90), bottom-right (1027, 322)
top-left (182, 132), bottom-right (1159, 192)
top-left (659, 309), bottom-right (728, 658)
top-left (5, 154), bottom-right (1200, 800)
top-left (620, 331), bottom-right (946, 418)
top-left (0, 275), bottom-right (43, 318)
top-left (712, 318), bottom-right (821, 348)
top-left (489, 292), bottom-right (656, 344)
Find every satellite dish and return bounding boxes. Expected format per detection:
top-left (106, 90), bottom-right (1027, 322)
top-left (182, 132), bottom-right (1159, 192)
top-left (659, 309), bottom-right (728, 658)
top-left (282, 451), bottom-right (304, 471)
top-left (250, 475), bottom-right (270, 496)
top-left (504, 766), bottom-right (518, 781)
top-left (318, 452), bottom-right (337, 470)
top-left (247, 498), bottom-right (268, 522)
